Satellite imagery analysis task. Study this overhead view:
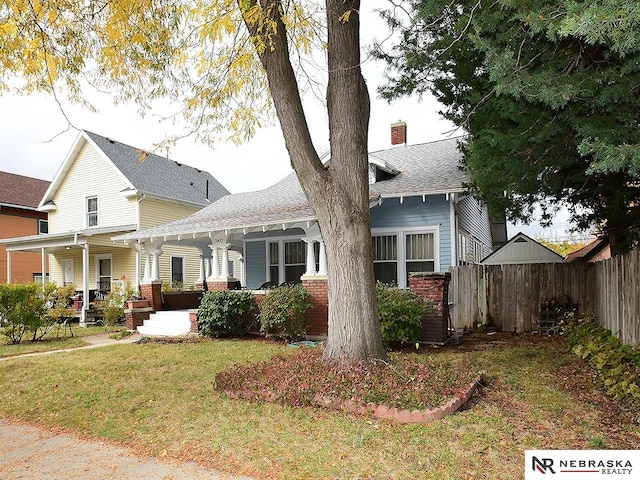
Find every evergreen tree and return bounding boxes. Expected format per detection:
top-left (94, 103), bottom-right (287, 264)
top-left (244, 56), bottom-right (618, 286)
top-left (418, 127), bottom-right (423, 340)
top-left (378, 0), bottom-right (640, 254)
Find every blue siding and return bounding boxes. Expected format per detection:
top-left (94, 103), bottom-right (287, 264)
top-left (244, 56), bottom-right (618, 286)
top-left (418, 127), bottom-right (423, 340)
top-left (245, 241), bottom-right (267, 289)
top-left (457, 195), bottom-right (493, 258)
top-left (371, 195), bottom-right (453, 270)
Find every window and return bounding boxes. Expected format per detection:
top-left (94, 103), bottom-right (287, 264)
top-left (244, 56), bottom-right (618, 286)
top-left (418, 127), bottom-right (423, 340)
top-left (267, 239), bottom-right (318, 286)
top-left (372, 228), bottom-right (438, 288)
top-left (268, 242), bottom-right (279, 284)
top-left (405, 232), bottom-right (435, 283)
top-left (171, 256), bottom-right (185, 287)
top-left (284, 240), bottom-right (305, 284)
top-left (96, 255), bottom-right (111, 291)
top-left (38, 219), bottom-right (48, 234)
top-left (86, 196), bottom-right (98, 227)
top-left (33, 273), bottom-right (50, 284)
top-left (372, 235), bottom-right (398, 285)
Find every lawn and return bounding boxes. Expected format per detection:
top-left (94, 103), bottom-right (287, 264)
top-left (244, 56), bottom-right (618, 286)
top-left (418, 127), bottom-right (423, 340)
top-left (0, 325), bottom-right (125, 358)
top-left (0, 333), bottom-right (637, 479)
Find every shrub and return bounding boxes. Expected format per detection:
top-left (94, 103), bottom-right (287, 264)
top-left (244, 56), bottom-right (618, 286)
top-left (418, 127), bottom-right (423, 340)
top-left (97, 284), bottom-right (130, 333)
top-left (258, 284), bottom-right (312, 340)
top-left (0, 283), bottom-right (55, 344)
top-left (564, 313), bottom-right (640, 406)
top-left (198, 290), bottom-right (257, 337)
top-left (36, 284), bottom-right (76, 341)
top-left (376, 282), bottom-right (433, 346)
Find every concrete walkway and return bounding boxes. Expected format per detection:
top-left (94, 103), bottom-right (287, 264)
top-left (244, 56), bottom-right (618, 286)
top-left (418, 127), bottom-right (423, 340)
top-left (0, 417), bottom-right (251, 479)
top-left (0, 332), bottom-right (143, 362)
top-left (0, 335), bottom-right (254, 479)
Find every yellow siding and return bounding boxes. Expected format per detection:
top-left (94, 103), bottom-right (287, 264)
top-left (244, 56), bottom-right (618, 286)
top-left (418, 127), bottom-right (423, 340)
top-left (48, 141), bottom-right (137, 234)
top-left (48, 247), bottom-right (137, 291)
top-left (139, 199), bottom-right (201, 230)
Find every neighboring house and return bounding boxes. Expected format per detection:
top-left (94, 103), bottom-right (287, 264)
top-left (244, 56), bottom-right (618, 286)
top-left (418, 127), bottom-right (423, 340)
top-left (0, 171), bottom-right (50, 283)
top-left (1, 131), bottom-right (229, 323)
top-left (115, 124), bottom-right (505, 292)
top-left (480, 232), bottom-right (564, 265)
top-left (564, 237), bottom-right (611, 263)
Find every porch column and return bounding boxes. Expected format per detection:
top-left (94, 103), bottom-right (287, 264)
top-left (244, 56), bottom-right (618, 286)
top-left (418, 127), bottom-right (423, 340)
top-left (135, 243), bottom-right (142, 288)
top-left (82, 244), bottom-right (89, 327)
top-left (302, 238), bottom-right (317, 277)
top-left (143, 252), bottom-right (151, 282)
top-left (205, 256), bottom-right (212, 279)
top-left (151, 250), bottom-right (162, 282)
top-left (6, 251), bottom-right (11, 284)
top-left (221, 244), bottom-right (230, 278)
top-left (210, 247), bottom-right (220, 279)
top-left (318, 240), bottom-right (328, 276)
top-left (41, 247), bottom-right (47, 287)
top-left (197, 253), bottom-right (206, 283)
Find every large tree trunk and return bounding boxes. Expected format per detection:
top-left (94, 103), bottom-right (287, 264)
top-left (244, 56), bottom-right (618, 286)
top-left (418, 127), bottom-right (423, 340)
top-left (240, 0), bottom-right (387, 364)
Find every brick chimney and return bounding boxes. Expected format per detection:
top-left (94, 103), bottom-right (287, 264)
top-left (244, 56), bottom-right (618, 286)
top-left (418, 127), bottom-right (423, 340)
top-left (391, 121), bottom-right (407, 145)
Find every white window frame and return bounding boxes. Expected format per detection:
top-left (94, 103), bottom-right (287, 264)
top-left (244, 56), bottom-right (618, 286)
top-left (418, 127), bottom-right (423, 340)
top-left (170, 255), bottom-right (185, 287)
top-left (38, 219), bottom-right (48, 234)
top-left (94, 254), bottom-right (112, 291)
top-left (371, 226), bottom-right (440, 288)
top-left (86, 195), bottom-right (98, 228)
top-left (257, 235), bottom-right (314, 286)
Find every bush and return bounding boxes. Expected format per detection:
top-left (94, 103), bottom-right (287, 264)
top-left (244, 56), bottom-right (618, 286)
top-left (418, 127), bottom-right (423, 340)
top-left (0, 283), bottom-right (55, 344)
top-left (376, 282), bottom-right (433, 346)
top-left (97, 284), bottom-right (130, 333)
top-left (198, 290), bottom-right (257, 337)
top-left (258, 284), bottom-right (312, 340)
top-left (36, 284), bottom-right (76, 341)
top-left (564, 313), bottom-right (640, 406)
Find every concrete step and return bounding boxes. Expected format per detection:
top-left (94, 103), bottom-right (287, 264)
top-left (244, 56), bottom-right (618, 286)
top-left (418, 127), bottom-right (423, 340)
top-left (137, 310), bottom-right (191, 337)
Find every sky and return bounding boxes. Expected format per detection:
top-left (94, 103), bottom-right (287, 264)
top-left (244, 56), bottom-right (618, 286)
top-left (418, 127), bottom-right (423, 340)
top-left (0, 4), bottom-right (582, 241)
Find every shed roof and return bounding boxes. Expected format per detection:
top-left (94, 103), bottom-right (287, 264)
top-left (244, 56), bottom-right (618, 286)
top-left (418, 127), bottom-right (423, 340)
top-left (480, 232), bottom-right (564, 265)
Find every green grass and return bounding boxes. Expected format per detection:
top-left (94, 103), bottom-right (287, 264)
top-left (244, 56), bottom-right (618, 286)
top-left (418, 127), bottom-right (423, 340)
top-left (0, 334), bottom-right (637, 479)
top-left (0, 325), bottom-right (123, 358)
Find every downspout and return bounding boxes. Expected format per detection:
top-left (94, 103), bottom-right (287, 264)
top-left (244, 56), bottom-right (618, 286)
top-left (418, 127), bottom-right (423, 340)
top-left (450, 193), bottom-right (458, 267)
top-left (6, 251), bottom-right (11, 284)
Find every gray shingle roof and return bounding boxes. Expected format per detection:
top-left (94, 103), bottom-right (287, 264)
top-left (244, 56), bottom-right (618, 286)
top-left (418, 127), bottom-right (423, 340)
top-left (368, 137), bottom-right (467, 196)
top-left (114, 137), bottom-right (467, 241)
top-left (85, 131), bottom-right (229, 206)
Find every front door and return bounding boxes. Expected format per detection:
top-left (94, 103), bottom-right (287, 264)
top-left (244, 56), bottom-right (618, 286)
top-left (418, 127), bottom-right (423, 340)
top-left (62, 259), bottom-right (74, 286)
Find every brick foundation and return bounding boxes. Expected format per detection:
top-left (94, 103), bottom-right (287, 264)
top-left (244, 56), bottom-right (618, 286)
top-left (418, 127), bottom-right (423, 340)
top-left (125, 307), bottom-right (153, 330)
top-left (140, 281), bottom-right (162, 312)
top-left (408, 272), bottom-right (450, 316)
top-left (189, 309), bottom-right (199, 334)
top-left (207, 279), bottom-right (237, 291)
top-left (302, 278), bottom-right (328, 336)
top-left (409, 272), bottom-right (451, 343)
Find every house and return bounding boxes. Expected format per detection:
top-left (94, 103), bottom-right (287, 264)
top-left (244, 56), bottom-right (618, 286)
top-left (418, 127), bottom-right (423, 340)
top-left (564, 237), bottom-right (611, 263)
top-left (0, 171), bottom-right (50, 283)
top-left (113, 123), bottom-right (505, 335)
top-left (1, 131), bottom-right (230, 324)
top-left (480, 232), bottom-right (564, 265)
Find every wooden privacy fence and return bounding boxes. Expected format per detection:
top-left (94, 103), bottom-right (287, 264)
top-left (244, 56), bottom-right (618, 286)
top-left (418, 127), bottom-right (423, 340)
top-left (449, 246), bottom-right (640, 346)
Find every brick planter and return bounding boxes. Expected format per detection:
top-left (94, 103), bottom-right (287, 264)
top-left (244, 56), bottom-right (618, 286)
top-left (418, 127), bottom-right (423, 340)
top-left (301, 277), bottom-right (328, 336)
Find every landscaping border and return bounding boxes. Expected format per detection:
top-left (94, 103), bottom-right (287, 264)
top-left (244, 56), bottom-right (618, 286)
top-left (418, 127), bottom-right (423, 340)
top-left (223, 370), bottom-right (486, 424)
